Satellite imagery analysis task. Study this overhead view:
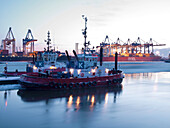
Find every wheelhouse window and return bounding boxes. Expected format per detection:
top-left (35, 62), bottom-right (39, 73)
top-left (44, 55), bottom-right (48, 61)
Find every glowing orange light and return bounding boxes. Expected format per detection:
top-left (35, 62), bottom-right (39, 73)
top-left (67, 95), bottom-right (73, 108)
top-left (105, 68), bottom-right (109, 74)
top-left (105, 93), bottom-right (108, 105)
top-left (87, 95), bottom-right (90, 101)
top-left (77, 69), bottom-right (81, 75)
top-left (91, 69), bottom-right (95, 73)
top-left (90, 95), bottom-right (95, 110)
top-left (33, 65), bottom-right (37, 70)
top-left (76, 96), bottom-right (80, 106)
top-left (50, 66), bottom-right (56, 69)
top-left (70, 68), bottom-right (74, 74)
top-left (5, 101), bottom-right (7, 107)
top-left (91, 95), bottom-right (95, 106)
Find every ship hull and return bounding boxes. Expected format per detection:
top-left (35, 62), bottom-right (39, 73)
top-left (19, 73), bottom-right (124, 90)
top-left (98, 56), bottom-right (162, 61)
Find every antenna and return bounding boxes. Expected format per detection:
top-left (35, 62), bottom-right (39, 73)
top-left (82, 15), bottom-right (88, 52)
top-left (44, 31), bottom-right (51, 52)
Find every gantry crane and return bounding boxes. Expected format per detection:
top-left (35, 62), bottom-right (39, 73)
top-left (97, 36), bottom-right (166, 56)
top-left (141, 38), bottom-right (166, 54)
top-left (2, 27), bottom-right (16, 55)
top-left (23, 29), bottom-right (37, 55)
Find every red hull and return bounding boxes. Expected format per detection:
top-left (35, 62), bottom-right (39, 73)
top-left (98, 56), bottom-right (162, 61)
top-left (3, 68), bottom-right (66, 76)
top-left (19, 72), bottom-right (124, 90)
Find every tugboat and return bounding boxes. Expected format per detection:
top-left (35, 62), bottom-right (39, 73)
top-left (3, 32), bottom-right (66, 76)
top-left (19, 16), bottom-right (124, 90)
top-left (26, 31), bottom-right (66, 73)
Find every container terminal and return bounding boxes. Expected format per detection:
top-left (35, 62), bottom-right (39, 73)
top-left (95, 36), bottom-right (166, 61)
top-left (0, 27), bottom-right (166, 62)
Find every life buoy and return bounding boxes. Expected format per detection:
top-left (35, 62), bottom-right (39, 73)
top-left (58, 83), bottom-right (62, 89)
top-left (81, 73), bottom-right (84, 77)
top-left (88, 82), bottom-right (92, 87)
top-left (55, 83), bottom-right (58, 88)
top-left (69, 83), bottom-right (73, 89)
top-left (63, 83), bottom-right (67, 89)
top-left (75, 83), bottom-right (79, 88)
top-left (55, 83), bottom-right (62, 89)
top-left (92, 81), bottom-right (97, 86)
top-left (81, 82), bottom-right (86, 88)
top-left (83, 82), bottom-right (86, 87)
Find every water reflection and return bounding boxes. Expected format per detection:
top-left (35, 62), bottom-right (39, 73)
top-left (3, 90), bottom-right (11, 108)
top-left (124, 72), bottom-right (166, 85)
top-left (4, 91), bottom-right (7, 107)
top-left (125, 73), bottom-right (153, 79)
top-left (67, 95), bottom-right (73, 108)
top-left (17, 86), bottom-right (123, 112)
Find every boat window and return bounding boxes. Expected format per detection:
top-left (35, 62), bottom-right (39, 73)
top-left (44, 55), bottom-right (48, 61)
top-left (49, 56), bottom-right (51, 61)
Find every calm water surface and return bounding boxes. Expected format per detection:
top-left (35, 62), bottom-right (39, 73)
top-left (0, 62), bottom-right (170, 128)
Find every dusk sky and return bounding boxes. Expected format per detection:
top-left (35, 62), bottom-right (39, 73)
top-left (0, 0), bottom-right (170, 53)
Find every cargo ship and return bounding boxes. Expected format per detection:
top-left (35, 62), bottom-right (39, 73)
top-left (99, 55), bottom-right (162, 62)
top-left (0, 55), bottom-right (33, 62)
top-left (0, 51), bottom-right (67, 62)
top-left (96, 36), bottom-right (166, 62)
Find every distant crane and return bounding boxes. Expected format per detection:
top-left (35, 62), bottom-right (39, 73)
top-left (23, 29), bottom-right (37, 55)
top-left (96, 36), bottom-right (166, 56)
top-left (2, 27), bottom-right (16, 54)
top-left (146, 38), bottom-right (166, 53)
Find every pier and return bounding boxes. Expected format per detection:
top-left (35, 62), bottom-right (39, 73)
top-left (0, 76), bottom-right (20, 85)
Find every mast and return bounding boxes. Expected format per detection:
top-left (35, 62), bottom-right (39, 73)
top-left (82, 15), bottom-right (88, 52)
top-left (45, 31), bottom-right (51, 52)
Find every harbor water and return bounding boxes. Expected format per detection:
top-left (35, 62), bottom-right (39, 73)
top-left (0, 61), bottom-right (170, 128)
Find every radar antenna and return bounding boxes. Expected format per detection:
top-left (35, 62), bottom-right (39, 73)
top-left (44, 31), bottom-right (51, 52)
top-left (82, 15), bottom-right (90, 52)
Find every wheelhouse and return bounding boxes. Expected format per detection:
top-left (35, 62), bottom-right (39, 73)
top-left (42, 51), bottom-right (58, 65)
